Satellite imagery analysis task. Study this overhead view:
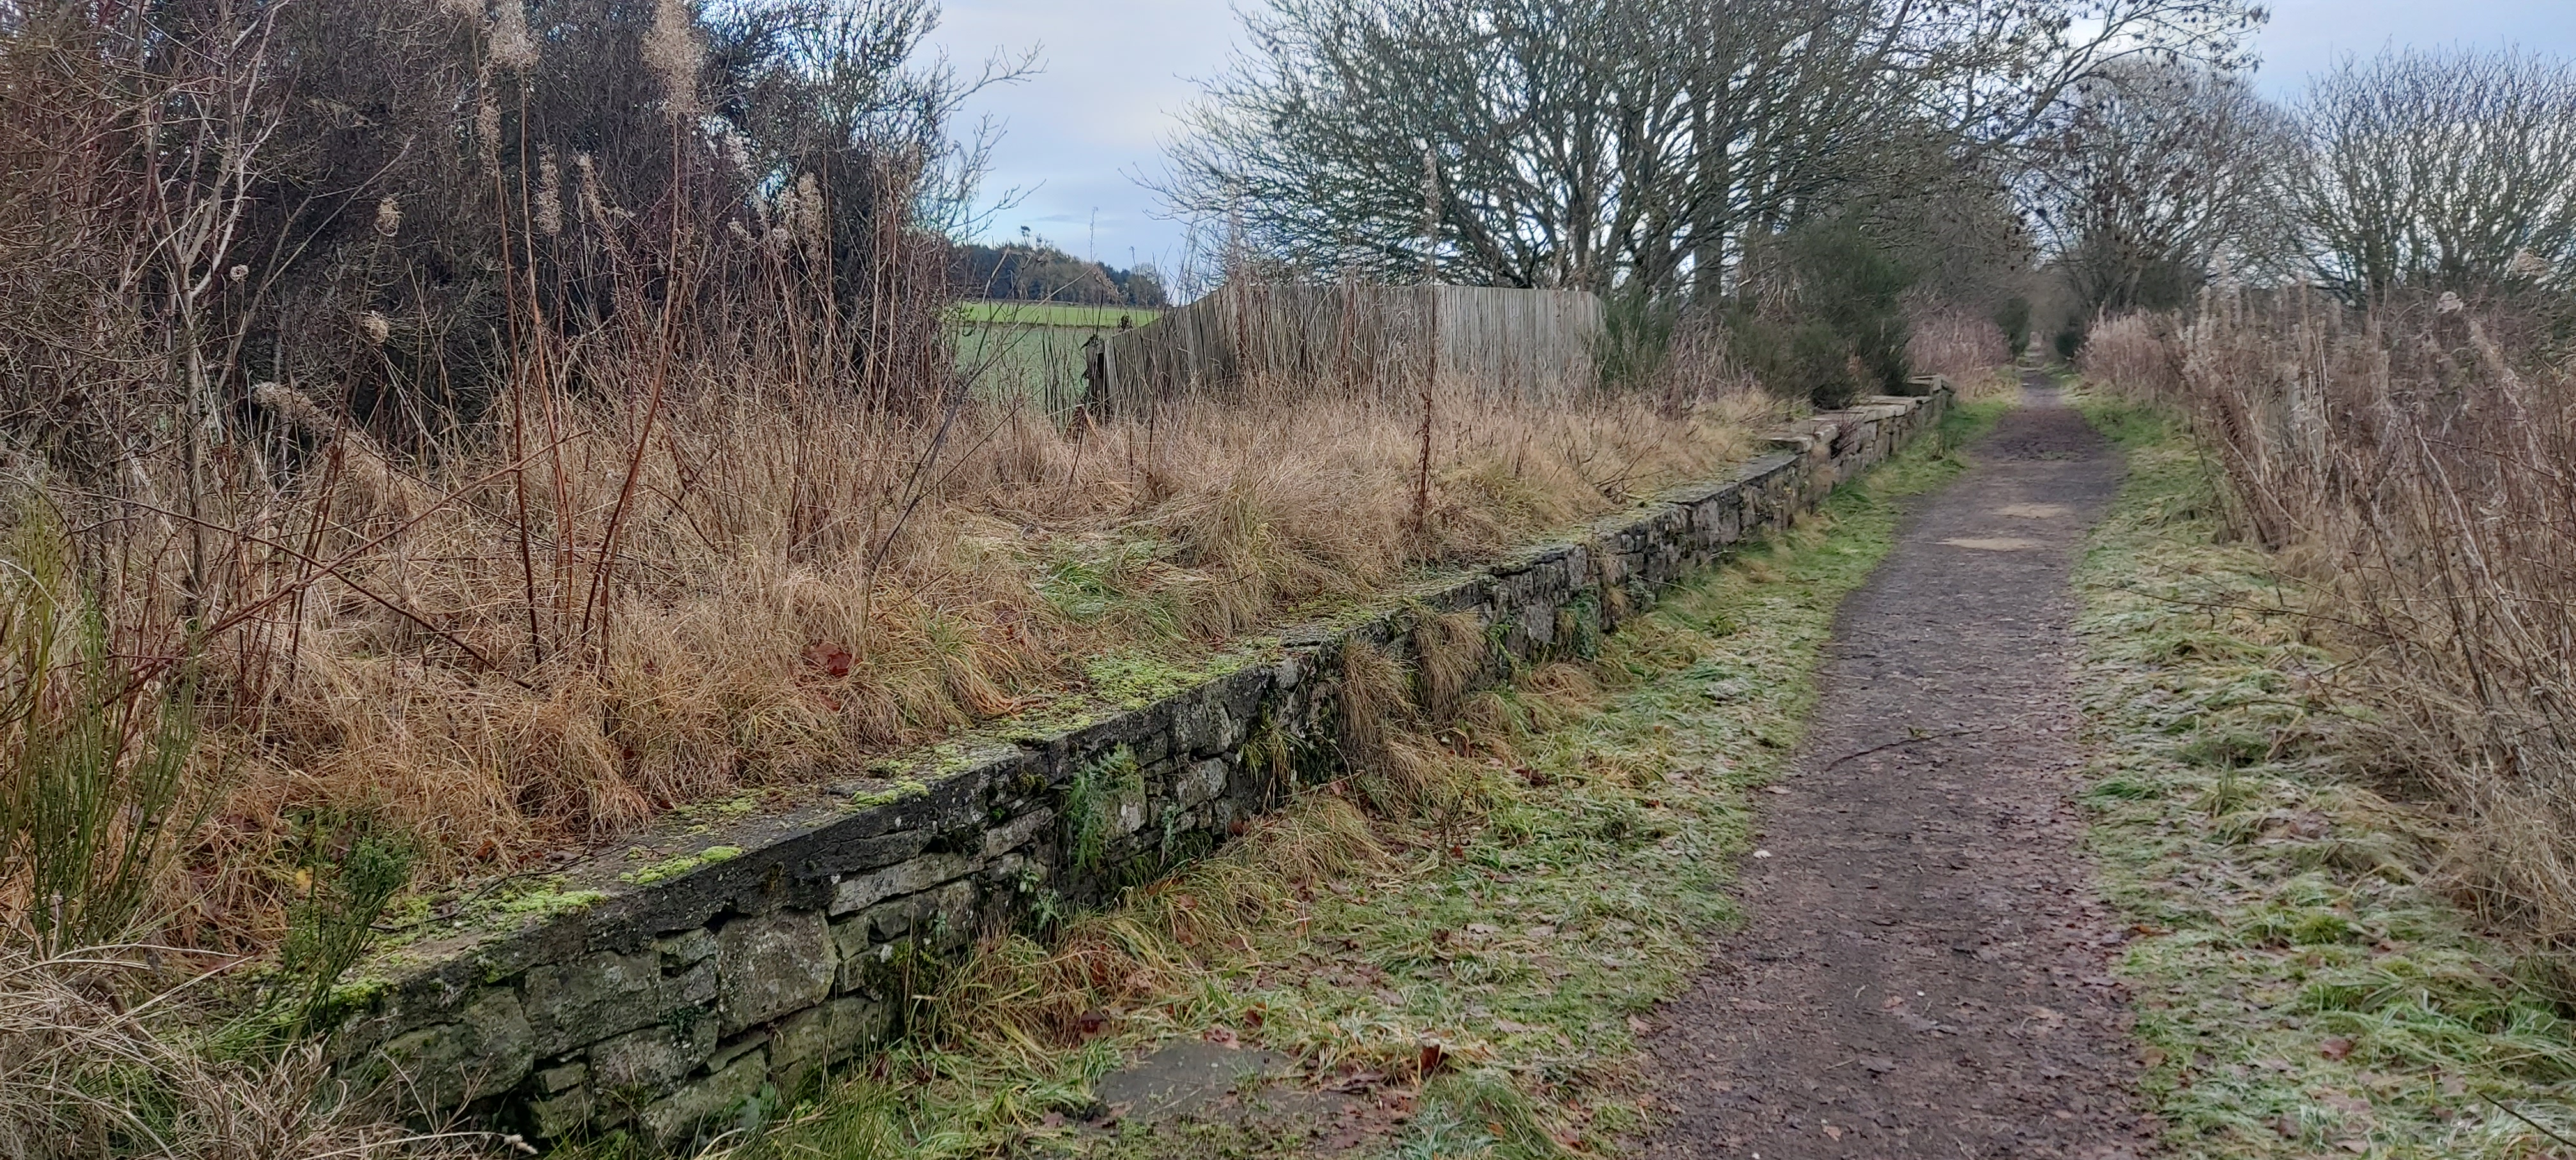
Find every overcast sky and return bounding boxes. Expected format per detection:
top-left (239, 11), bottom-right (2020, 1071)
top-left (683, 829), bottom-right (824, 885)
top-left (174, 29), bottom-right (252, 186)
top-left (922, 1), bottom-right (2576, 276)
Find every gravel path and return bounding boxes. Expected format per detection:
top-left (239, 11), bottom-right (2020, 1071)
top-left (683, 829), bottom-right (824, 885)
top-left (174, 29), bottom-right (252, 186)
top-left (1639, 376), bottom-right (2152, 1159)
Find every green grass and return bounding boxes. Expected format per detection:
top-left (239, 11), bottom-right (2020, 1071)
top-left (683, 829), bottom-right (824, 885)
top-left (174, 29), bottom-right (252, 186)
top-left (564, 399), bottom-right (2002, 1159)
top-left (954, 300), bottom-right (1165, 328)
top-left (2071, 391), bottom-right (2576, 1159)
top-left (949, 302), bottom-right (1165, 411)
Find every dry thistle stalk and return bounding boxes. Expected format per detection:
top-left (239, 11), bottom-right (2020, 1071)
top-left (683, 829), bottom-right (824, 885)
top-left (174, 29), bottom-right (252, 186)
top-left (534, 146), bottom-right (563, 237)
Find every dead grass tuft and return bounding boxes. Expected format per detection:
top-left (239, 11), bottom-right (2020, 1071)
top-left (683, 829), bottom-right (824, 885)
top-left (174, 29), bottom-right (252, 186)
top-left (0, 946), bottom-right (489, 1160)
top-left (1332, 637), bottom-right (1413, 779)
top-left (1409, 609), bottom-right (1490, 721)
top-left (937, 792), bottom-right (1392, 1058)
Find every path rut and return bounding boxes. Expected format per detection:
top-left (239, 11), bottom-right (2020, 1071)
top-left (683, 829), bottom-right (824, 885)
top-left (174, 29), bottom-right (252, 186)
top-left (1639, 376), bottom-right (2147, 1159)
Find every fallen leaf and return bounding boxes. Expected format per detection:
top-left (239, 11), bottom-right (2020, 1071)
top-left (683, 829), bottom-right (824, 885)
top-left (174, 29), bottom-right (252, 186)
top-left (2335, 1141), bottom-right (2368, 1154)
top-left (1627, 1015), bottom-right (1653, 1034)
top-left (1204, 1025), bottom-right (1239, 1047)
top-left (1861, 1056), bottom-right (1897, 1074)
top-left (2320, 1036), bottom-right (2356, 1061)
top-left (1823, 1124), bottom-right (1843, 1140)
top-left (801, 640), bottom-right (855, 678)
top-left (1763, 786), bottom-right (1791, 795)
top-left (1466, 922), bottom-right (1500, 935)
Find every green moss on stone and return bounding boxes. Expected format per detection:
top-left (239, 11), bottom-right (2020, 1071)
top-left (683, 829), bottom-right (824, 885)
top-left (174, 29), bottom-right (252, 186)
top-left (618, 845), bottom-right (744, 886)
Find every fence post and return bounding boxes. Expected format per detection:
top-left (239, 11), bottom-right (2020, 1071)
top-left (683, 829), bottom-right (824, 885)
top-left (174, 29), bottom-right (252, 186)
top-left (1083, 333), bottom-right (1108, 413)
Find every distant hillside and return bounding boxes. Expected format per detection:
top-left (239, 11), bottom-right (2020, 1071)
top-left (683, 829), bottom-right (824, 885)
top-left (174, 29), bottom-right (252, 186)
top-left (954, 242), bottom-right (1168, 307)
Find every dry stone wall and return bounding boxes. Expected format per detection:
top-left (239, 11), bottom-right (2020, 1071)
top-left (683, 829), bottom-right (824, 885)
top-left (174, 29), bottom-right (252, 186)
top-left (326, 390), bottom-right (1949, 1149)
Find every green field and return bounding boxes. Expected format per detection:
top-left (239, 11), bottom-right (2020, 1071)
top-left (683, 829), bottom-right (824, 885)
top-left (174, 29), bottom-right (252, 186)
top-left (951, 299), bottom-right (1164, 328)
top-left (952, 300), bottom-right (1165, 413)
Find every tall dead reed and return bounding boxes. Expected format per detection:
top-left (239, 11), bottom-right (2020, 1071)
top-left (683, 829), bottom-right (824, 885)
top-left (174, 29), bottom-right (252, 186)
top-left (2083, 292), bottom-right (2576, 954)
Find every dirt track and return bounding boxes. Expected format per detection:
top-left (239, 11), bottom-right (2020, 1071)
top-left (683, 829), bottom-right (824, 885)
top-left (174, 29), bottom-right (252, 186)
top-left (1639, 376), bottom-right (2150, 1159)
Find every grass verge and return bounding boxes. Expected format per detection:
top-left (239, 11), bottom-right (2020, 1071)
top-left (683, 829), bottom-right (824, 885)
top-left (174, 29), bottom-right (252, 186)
top-left (2071, 394), bottom-right (2576, 1158)
top-left (560, 399), bottom-right (2005, 1158)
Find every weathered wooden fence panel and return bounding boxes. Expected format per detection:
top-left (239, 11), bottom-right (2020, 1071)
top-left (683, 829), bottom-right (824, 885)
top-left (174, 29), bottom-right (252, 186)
top-left (1094, 284), bottom-right (1603, 415)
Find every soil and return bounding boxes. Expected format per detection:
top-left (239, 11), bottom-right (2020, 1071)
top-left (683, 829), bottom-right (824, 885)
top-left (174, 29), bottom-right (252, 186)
top-left (1637, 376), bottom-right (2149, 1159)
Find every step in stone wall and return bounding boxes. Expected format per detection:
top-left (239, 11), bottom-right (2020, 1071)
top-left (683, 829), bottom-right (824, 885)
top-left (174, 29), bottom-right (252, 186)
top-left (326, 389), bottom-right (1950, 1149)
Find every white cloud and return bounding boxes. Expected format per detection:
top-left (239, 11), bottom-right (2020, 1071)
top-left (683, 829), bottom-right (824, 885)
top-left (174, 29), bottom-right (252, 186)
top-left (924, 0), bottom-right (1241, 270)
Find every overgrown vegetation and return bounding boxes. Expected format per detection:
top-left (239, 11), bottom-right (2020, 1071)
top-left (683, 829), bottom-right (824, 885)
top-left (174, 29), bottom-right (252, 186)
top-left (2073, 393), bottom-right (2576, 1157)
top-left (553, 397), bottom-right (2001, 1159)
top-left (2080, 294), bottom-right (2576, 971)
top-left (0, 0), bottom-right (1796, 961)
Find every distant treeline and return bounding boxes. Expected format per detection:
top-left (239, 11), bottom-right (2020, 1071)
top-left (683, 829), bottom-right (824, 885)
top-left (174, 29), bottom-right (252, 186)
top-left (954, 243), bottom-right (1169, 307)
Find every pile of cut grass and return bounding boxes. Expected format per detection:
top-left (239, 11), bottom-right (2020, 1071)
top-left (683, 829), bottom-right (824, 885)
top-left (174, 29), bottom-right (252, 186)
top-left (2072, 394), bottom-right (2576, 1159)
top-left (556, 397), bottom-right (2002, 1159)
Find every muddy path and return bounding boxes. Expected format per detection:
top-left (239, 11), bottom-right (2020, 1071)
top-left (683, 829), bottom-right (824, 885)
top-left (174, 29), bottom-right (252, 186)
top-left (1639, 377), bottom-right (2147, 1159)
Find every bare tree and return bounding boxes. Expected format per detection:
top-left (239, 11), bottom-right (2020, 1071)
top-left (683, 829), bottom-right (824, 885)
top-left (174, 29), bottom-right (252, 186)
top-left (2026, 61), bottom-right (2290, 316)
top-left (1158, 0), bottom-right (2263, 297)
top-left (2287, 47), bottom-right (2576, 301)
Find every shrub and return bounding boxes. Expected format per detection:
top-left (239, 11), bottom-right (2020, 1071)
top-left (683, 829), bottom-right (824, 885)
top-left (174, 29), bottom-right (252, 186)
top-left (1728, 221), bottom-right (1916, 408)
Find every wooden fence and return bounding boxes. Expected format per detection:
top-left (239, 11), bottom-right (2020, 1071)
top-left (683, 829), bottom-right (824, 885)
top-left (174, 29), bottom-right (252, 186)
top-left (1087, 283), bottom-right (1604, 415)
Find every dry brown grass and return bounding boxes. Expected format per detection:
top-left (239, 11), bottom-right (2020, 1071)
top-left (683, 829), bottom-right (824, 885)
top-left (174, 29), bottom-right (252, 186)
top-left (0, 945), bottom-right (494, 1159)
top-left (2074, 312), bottom-right (2182, 399)
top-left (25, 368), bottom-right (1770, 953)
top-left (1905, 304), bottom-right (2016, 396)
top-left (2083, 291), bottom-right (2576, 952)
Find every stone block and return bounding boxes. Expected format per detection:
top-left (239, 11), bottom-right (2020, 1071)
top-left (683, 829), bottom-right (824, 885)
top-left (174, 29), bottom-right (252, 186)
top-left (707, 1028), bottom-right (770, 1072)
top-left (523, 1083), bottom-right (594, 1141)
top-left (1173, 691), bottom-right (1234, 756)
top-left (919, 878), bottom-right (982, 951)
top-left (981, 806), bottom-right (1057, 859)
top-left (829, 851), bottom-right (976, 915)
top-left (589, 1017), bottom-right (715, 1097)
top-left (521, 948), bottom-right (664, 1055)
top-left (669, 956), bottom-right (718, 1007)
top-left (656, 928), bottom-right (717, 972)
top-left (532, 1060), bottom-right (588, 1095)
top-left (636, 1048), bottom-right (767, 1147)
top-left (716, 908), bottom-right (836, 1035)
top-left (771, 995), bottom-right (887, 1093)
top-left (1177, 758), bottom-right (1228, 807)
top-left (1111, 779), bottom-right (1147, 838)
top-left (362, 988), bottom-right (533, 1112)
top-left (808, 828), bottom-right (935, 880)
